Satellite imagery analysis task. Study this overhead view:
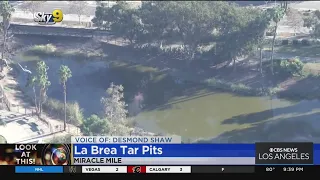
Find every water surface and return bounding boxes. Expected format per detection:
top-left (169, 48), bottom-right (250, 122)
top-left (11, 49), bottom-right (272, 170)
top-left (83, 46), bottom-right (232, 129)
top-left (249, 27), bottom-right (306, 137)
top-left (14, 56), bottom-right (320, 142)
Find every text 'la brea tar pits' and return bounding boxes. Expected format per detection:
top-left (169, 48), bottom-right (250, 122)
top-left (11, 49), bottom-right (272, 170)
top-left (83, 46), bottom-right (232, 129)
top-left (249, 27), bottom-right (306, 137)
top-left (74, 145), bottom-right (163, 155)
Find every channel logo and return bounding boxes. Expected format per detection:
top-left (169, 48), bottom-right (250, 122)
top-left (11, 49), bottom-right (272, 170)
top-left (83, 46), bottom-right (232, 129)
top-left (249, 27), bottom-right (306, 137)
top-left (34, 9), bottom-right (63, 25)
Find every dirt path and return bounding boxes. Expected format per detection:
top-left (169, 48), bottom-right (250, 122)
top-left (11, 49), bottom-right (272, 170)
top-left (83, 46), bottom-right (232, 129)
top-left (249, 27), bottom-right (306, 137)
top-left (0, 67), bottom-right (80, 142)
top-left (1, 68), bottom-right (32, 111)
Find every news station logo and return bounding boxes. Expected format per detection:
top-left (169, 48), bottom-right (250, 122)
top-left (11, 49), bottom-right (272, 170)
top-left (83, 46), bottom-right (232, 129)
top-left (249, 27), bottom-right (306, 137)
top-left (0, 144), bottom-right (71, 165)
top-left (255, 142), bottom-right (313, 164)
top-left (34, 9), bottom-right (63, 25)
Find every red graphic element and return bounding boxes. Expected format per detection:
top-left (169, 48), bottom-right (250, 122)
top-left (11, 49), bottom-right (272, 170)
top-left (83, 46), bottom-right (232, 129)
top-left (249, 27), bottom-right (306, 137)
top-left (127, 166), bottom-right (146, 173)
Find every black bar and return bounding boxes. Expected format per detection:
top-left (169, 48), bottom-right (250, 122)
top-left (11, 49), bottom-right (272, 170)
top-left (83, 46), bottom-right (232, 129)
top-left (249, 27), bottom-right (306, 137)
top-left (0, 165), bottom-right (15, 173)
top-left (255, 165), bottom-right (318, 173)
top-left (191, 166), bottom-right (254, 173)
top-left (191, 165), bottom-right (319, 173)
top-left (255, 142), bottom-right (313, 164)
top-left (1, 165), bottom-right (320, 174)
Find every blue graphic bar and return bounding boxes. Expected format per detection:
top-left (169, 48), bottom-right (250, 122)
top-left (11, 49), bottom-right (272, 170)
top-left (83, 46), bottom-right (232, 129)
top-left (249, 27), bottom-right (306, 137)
top-left (73, 144), bottom-right (255, 157)
top-left (15, 166), bottom-right (63, 173)
top-left (69, 143), bottom-right (320, 164)
top-left (313, 145), bottom-right (320, 164)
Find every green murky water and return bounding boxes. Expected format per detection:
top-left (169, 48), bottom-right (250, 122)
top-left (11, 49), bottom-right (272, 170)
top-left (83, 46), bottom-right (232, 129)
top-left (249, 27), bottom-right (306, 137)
top-left (14, 56), bottom-right (320, 141)
top-left (135, 92), bottom-right (292, 138)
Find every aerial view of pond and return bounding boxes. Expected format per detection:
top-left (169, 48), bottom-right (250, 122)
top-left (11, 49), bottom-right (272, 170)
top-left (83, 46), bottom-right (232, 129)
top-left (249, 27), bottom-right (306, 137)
top-left (13, 56), bottom-right (320, 142)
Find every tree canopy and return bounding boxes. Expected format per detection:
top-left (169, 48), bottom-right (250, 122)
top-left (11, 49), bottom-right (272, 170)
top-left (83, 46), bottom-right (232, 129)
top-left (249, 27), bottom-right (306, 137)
top-left (92, 1), bottom-right (272, 64)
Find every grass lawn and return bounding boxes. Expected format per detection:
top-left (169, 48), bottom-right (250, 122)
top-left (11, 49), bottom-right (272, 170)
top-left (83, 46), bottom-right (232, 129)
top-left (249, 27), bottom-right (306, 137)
top-left (303, 62), bottom-right (320, 75)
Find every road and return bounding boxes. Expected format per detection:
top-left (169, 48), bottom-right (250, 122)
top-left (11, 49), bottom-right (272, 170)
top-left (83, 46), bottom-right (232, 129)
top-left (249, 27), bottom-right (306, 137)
top-left (11, 1), bottom-right (141, 26)
top-left (290, 1), bottom-right (320, 11)
top-left (13, 1), bottom-right (98, 16)
top-left (13, 1), bottom-right (141, 16)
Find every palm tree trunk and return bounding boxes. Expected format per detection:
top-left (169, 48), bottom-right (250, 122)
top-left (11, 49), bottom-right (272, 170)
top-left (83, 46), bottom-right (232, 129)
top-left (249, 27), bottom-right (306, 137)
top-left (39, 88), bottom-right (43, 116)
top-left (0, 20), bottom-right (7, 72)
top-left (63, 84), bottom-right (67, 131)
top-left (33, 86), bottom-right (38, 114)
top-left (2, 29), bottom-right (5, 60)
top-left (260, 47), bottom-right (263, 75)
top-left (270, 23), bottom-right (278, 75)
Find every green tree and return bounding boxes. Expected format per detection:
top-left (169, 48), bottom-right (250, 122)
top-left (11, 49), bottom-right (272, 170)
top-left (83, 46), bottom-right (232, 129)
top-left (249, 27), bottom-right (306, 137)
top-left (0, 1), bottom-right (14, 72)
top-left (81, 114), bottom-right (110, 135)
top-left (217, 7), bottom-right (270, 71)
top-left (92, 3), bottom-right (111, 30)
top-left (27, 76), bottom-right (39, 113)
top-left (35, 61), bottom-right (51, 116)
top-left (269, 7), bottom-right (285, 75)
top-left (303, 11), bottom-right (319, 30)
top-left (58, 65), bottom-right (72, 131)
top-left (92, 1), bottom-right (270, 67)
top-left (303, 10), bottom-right (320, 38)
top-left (97, 2), bottom-right (143, 44)
top-left (101, 83), bottom-right (129, 135)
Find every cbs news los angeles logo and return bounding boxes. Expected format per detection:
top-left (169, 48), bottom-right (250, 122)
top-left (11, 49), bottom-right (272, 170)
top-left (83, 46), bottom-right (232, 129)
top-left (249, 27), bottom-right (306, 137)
top-left (34, 9), bottom-right (63, 25)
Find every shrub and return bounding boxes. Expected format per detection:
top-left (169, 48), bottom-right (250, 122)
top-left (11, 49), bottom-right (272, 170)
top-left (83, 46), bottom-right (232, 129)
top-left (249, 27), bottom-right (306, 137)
top-left (303, 12), bottom-right (310, 16)
top-left (43, 98), bottom-right (84, 126)
top-left (204, 78), bottom-right (267, 96)
top-left (46, 134), bottom-right (72, 143)
top-left (292, 40), bottom-right (299, 46)
top-left (25, 44), bottom-right (57, 55)
top-left (81, 114), bottom-right (111, 136)
top-left (301, 39), bottom-right (310, 46)
top-left (313, 24), bottom-right (320, 38)
top-left (282, 40), bottom-right (289, 45)
top-left (266, 31), bottom-right (274, 36)
top-left (274, 58), bottom-right (304, 76)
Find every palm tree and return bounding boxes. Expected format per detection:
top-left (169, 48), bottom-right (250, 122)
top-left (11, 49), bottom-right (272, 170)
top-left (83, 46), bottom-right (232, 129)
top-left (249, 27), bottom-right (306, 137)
top-left (0, 1), bottom-right (14, 72)
top-left (27, 76), bottom-right (39, 114)
top-left (269, 7), bottom-right (285, 75)
top-left (58, 65), bottom-right (72, 131)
